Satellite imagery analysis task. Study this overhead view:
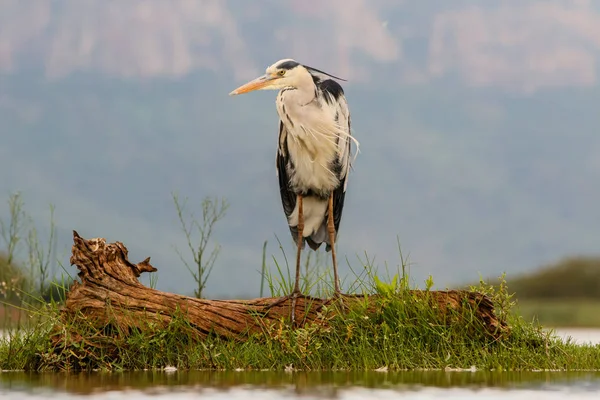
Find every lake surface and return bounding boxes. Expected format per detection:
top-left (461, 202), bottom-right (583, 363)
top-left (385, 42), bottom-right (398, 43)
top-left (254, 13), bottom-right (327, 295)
top-left (1, 370), bottom-right (600, 399)
top-left (1, 328), bottom-right (599, 399)
top-left (553, 328), bottom-right (600, 345)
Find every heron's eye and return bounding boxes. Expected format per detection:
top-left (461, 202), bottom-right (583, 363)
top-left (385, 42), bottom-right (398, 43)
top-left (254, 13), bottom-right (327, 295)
top-left (278, 70), bottom-right (286, 76)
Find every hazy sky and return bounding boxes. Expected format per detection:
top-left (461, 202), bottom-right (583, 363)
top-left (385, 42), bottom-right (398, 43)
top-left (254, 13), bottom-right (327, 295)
top-left (1, 0), bottom-right (599, 297)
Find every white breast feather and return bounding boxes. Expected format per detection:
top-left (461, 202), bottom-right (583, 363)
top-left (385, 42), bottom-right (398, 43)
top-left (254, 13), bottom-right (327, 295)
top-left (277, 91), bottom-right (357, 194)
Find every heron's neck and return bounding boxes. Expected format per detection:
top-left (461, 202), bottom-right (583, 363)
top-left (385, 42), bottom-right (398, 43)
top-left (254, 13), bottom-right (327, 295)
top-left (291, 73), bottom-right (317, 105)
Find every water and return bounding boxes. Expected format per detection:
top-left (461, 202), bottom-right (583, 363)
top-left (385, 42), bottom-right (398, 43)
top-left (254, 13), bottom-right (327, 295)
top-left (553, 328), bottom-right (600, 345)
top-left (0, 328), bottom-right (598, 399)
top-left (1, 370), bottom-right (599, 399)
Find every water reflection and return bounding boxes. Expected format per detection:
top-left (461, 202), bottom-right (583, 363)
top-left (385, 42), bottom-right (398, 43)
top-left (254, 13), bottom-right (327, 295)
top-left (1, 370), bottom-right (599, 397)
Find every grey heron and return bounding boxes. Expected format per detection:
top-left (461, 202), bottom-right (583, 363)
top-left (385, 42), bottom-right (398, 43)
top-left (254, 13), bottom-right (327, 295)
top-left (230, 59), bottom-right (358, 321)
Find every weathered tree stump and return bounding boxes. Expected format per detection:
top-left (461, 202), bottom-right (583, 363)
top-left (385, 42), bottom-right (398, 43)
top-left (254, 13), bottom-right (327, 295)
top-left (58, 231), bottom-right (508, 342)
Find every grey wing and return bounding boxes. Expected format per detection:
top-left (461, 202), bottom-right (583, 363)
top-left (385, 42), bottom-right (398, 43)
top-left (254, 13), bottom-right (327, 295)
top-left (318, 79), bottom-right (353, 251)
top-left (330, 97), bottom-right (352, 247)
top-left (276, 120), bottom-right (302, 247)
top-left (332, 113), bottom-right (351, 236)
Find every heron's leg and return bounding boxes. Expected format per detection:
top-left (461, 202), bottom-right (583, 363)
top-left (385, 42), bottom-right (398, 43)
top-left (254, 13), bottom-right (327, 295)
top-left (262, 195), bottom-right (304, 326)
top-left (293, 194), bottom-right (303, 294)
top-left (288, 194), bottom-right (304, 325)
top-left (327, 194), bottom-right (343, 301)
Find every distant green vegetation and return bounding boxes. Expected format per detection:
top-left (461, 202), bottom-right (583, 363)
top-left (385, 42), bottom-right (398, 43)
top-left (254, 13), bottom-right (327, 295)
top-left (476, 257), bottom-right (600, 327)
top-left (515, 299), bottom-right (600, 328)
top-left (507, 257), bottom-right (600, 300)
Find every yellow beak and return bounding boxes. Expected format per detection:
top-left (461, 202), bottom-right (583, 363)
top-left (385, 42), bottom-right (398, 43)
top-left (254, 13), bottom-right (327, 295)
top-left (229, 74), bottom-right (277, 96)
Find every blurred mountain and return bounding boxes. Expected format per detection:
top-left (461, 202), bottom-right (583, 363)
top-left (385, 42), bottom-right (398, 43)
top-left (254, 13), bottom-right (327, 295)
top-left (1, 1), bottom-right (599, 297)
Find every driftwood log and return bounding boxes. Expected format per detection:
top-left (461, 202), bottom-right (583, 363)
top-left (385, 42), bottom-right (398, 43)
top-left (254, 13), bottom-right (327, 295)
top-left (58, 231), bottom-right (508, 342)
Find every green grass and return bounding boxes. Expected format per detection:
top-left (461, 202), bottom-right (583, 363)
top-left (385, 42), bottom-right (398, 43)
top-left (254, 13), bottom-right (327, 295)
top-left (1, 274), bottom-right (599, 373)
top-left (515, 299), bottom-right (600, 328)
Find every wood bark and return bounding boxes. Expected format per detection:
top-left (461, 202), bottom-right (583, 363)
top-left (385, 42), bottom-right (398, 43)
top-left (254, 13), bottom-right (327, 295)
top-left (57, 231), bottom-right (508, 342)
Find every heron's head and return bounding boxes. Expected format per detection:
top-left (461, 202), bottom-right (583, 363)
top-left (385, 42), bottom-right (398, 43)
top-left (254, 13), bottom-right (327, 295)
top-left (229, 58), bottom-right (345, 96)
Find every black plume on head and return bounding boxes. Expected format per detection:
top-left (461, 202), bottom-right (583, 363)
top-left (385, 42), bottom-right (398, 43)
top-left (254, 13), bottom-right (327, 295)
top-left (274, 59), bottom-right (347, 83)
top-left (303, 65), bottom-right (347, 82)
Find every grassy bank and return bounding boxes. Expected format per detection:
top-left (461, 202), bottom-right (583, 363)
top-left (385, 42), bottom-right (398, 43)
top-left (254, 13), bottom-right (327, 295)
top-left (1, 275), bottom-right (599, 372)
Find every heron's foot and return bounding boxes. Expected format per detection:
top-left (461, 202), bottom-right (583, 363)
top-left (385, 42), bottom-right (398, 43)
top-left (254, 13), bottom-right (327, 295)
top-left (262, 290), bottom-right (305, 326)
